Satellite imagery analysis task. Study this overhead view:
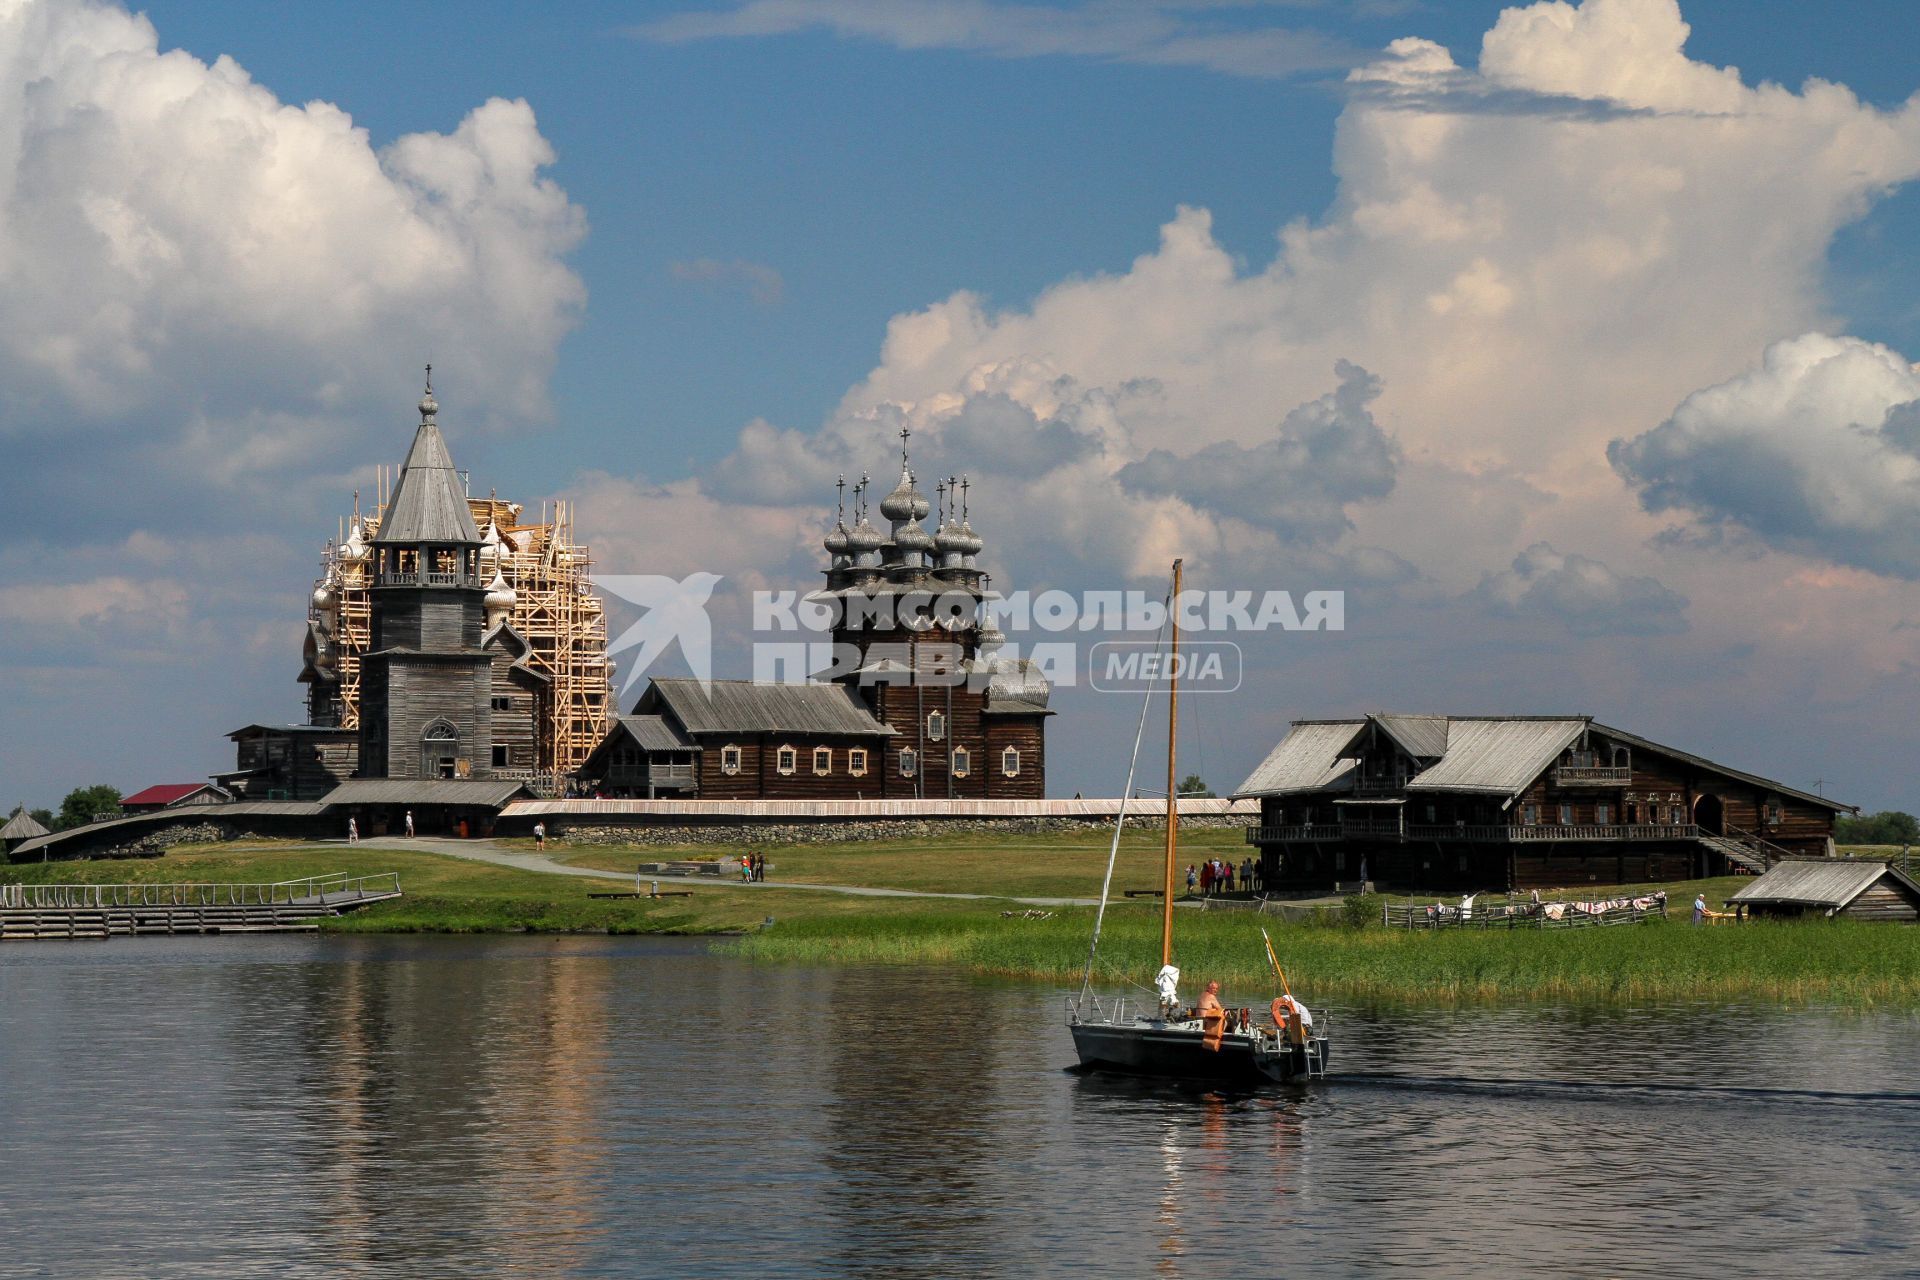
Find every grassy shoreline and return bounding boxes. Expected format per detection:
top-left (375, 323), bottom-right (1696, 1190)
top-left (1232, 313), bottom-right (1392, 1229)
top-left (7, 838), bottom-right (1918, 1008)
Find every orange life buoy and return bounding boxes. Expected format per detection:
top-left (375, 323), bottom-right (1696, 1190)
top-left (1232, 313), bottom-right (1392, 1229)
top-left (1271, 997), bottom-right (1289, 1028)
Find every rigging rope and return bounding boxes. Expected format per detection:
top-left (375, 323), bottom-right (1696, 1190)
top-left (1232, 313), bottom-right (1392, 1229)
top-left (1076, 581), bottom-right (1174, 1006)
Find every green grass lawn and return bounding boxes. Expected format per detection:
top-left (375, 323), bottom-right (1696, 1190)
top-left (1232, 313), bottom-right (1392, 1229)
top-left (548, 826), bottom-right (1256, 899)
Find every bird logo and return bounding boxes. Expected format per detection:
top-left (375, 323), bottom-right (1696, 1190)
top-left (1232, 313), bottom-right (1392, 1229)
top-left (595, 572), bottom-right (723, 694)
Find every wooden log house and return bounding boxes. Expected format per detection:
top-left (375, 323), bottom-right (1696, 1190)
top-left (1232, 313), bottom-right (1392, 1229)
top-left (1235, 714), bottom-right (1854, 892)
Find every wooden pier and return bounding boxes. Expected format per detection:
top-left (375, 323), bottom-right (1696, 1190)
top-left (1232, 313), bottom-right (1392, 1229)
top-left (0, 873), bottom-right (401, 941)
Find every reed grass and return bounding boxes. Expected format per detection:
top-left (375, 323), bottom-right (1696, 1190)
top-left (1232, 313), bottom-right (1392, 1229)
top-left (724, 903), bottom-right (1920, 1008)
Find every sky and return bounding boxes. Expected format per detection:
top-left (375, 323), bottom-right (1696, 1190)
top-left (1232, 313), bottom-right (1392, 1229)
top-left (3, 0), bottom-right (1920, 810)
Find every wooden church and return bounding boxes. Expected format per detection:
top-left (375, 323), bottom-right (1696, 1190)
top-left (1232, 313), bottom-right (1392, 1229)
top-left (575, 432), bottom-right (1051, 799)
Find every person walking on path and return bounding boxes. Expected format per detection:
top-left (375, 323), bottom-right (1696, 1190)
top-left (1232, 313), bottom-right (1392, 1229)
top-left (533, 822), bottom-right (546, 852)
top-left (1186, 864), bottom-right (1197, 897)
top-left (403, 810), bottom-right (415, 838)
top-left (347, 817), bottom-right (358, 845)
top-left (1199, 861), bottom-right (1214, 897)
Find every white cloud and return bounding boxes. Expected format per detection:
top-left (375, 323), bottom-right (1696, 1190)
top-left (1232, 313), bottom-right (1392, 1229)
top-left (0, 0), bottom-right (585, 492)
top-left (1610, 332), bottom-right (1920, 577)
top-left (634, 0), bottom-right (1361, 80)
top-left (1471, 541), bottom-right (1689, 635)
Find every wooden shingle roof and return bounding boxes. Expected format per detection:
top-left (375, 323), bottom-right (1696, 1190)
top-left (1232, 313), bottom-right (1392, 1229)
top-left (644, 679), bottom-right (895, 737)
top-left (374, 417), bottom-right (481, 545)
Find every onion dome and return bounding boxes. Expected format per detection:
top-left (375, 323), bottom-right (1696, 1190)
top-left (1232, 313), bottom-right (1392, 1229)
top-left (893, 519), bottom-right (935, 557)
top-left (340, 520), bottom-right (369, 562)
top-left (976, 620), bottom-right (1006, 654)
top-left (847, 516), bottom-right (885, 557)
top-left (312, 579), bottom-right (337, 611)
top-left (951, 518), bottom-right (984, 558)
top-left (484, 569), bottom-right (517, 618)
top-left (879, 467), bottom-right (931, 522)
top-left (823, 520), bottom-right (851, 559)
top-left (479, 520), bottom-right (504, 563)
top-left (933, 516), bottom-right (965, 559)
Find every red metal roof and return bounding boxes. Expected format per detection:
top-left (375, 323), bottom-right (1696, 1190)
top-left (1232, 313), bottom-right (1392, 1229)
top-left (122, 783), bottom-right (218, 807)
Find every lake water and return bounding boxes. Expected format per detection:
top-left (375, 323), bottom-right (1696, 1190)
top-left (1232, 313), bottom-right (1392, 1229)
top-left (2, 935), bottom-right (1917, 1278)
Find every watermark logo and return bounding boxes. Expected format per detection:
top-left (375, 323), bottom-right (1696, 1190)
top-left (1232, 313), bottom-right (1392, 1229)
top-left (596, 573), bottom-right (723, 694)
top-left (1088, 640), bottom-right (1243, 693)
top-left (594, 578), bottom-right (1341, 695)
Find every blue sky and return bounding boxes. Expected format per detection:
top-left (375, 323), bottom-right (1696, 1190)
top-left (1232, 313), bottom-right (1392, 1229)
top-left (6, 0), bottom-right (1920, 809)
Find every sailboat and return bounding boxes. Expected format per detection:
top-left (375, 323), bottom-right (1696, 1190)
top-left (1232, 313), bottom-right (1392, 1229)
top-left (1067, 558), bottom-right (1330, 1085)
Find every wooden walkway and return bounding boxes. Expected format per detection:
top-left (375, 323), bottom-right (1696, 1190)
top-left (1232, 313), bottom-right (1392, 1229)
top-left (0, 873), bottom-right (402, 941)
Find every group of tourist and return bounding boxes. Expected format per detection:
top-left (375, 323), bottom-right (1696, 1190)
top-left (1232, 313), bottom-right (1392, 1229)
top-left (1186, 857), bottom-right (1261, 897)
top-left (740, 853), bottom-right (768, 882)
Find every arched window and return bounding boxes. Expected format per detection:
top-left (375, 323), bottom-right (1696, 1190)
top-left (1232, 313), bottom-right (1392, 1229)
top-left (899, 747), bottom-right (917, 778)
top-left (813, 747), bottom-right (832, 775)
top-left (421, 720), bottom-right (460, 779)
top-left (849, 748), bottom-right (868, 776)
top-left (951, 747), bottom-right (970, 778)
top-left (720, 744), bottom-right (742, 775)
top-left (927, 710), bottom-right (946, 741)
top-left (776, 745), bottom-right (798, 776)
top-left (1002, 746), bottom-right (1020, 777)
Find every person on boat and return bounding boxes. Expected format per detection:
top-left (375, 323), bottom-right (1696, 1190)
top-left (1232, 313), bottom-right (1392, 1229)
top-left (1155, 963), bottom-right (1181, 1015)
top-left (1272, 993), bottom-right (1314, 1044)
top-left (1197, 980), bottom-right (1223, 1018)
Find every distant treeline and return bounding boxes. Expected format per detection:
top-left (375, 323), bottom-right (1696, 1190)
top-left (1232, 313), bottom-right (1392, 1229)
top-left (1835, 810), bottom-right (1919, 846)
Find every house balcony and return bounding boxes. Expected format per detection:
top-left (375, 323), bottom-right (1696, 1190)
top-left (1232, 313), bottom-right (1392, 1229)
top-left (1250, 821), bottom-right (1703, 844)
top-left (1408, 822), bottom-right (1700, 842)
top-left (1550, 766), bottom-right (1632, 787)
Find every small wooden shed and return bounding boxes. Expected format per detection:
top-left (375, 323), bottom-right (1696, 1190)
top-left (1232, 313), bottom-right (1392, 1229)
top-left (1728, 859), bottom-right (1920, 922)
top-left (1, 809), bottom-right (50, 857)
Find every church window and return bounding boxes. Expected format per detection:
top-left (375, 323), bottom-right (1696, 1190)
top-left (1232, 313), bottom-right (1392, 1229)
top-left (813, 747), bottom-right (832, 775)
top-left (849, 749), bottom-right (868, 777)
top-left (720, 745), bottom-right (742, 775)
top-left (491, 696), bottom-right (511, 711)
top-left (1522, 803), bottom-right (1539, 826)
top-left (776, 745), bottom-right (798, 775)
top-left (899, 747), bottom-right (917, 778)
top-left (492, 745), bottom-right (509, 767)
top-left (951, 747), bottom-right (970, 778)
top-left (1002, 747), bottom-right (1020, 777)
top-left (927, 710), bottom-right (946, 741)
top-left (1559, 804), bottom-right (1574, 825)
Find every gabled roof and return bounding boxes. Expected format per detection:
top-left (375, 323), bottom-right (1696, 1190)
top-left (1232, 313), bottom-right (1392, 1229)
top-left (123, 783), bottom-right (227, 808)
top-left (1, 810), bottom-right (49, 840)
top-left (1728, 859), bottom-right (1920, 910)
top-left (1373, 714), bottom-right (1449, 760)
top-left (374, 417), bottom-right (480, 545)
top-left (1591, 722), bottom-right (1854, 813)
top-left (643, 679), bottom-right (896, 737)
top-left (1233, 721), bottom-right (1365, 797)
top-left (1405, 719), bottom-right (1587, 796)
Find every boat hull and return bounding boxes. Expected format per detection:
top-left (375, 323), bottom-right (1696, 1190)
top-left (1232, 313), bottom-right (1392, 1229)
top-left (1071, 1019), bottom-right (1324, 1085)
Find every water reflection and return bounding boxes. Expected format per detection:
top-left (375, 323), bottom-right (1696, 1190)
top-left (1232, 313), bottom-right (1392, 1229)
top-left (2, 938), bottom-right (1920, 1278)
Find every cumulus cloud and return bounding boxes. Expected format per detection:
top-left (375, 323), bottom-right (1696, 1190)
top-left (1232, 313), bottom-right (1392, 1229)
top-left (1471, 541), bottom-right (1689, 636)
top-left (1120, 359), bottom-right (1398, 543)
top-left (0, 0), bottom-right (585, 530)
top-left (633, 0), bottom-right (1362, 80)
top-left (1610, 333), bottom-right (1920, 578)
top-left (669, 257), bottom-right (786, 306)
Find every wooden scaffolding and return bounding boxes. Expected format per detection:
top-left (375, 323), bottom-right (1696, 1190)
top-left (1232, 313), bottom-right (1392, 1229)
top-left (308, 480), bottom-right (613, 782)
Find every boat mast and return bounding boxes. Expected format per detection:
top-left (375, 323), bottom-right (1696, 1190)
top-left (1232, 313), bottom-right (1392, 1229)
top-left (1162, 557), bottom-right (1182, 969)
